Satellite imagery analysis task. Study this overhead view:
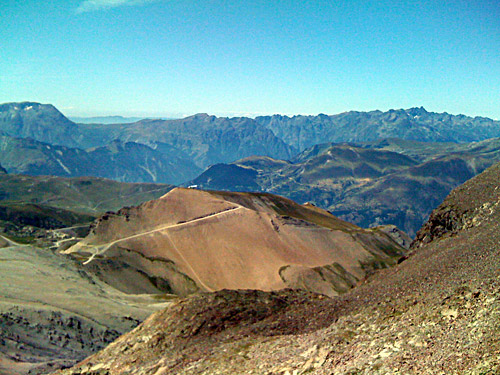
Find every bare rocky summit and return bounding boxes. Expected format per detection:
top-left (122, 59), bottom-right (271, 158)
top-left (65, 188), bottom-right (405, 298)
top-left (54, 162), bottom-right (500, 374)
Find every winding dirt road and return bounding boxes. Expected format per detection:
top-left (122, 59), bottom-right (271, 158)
top-left (82, 206), bottom-right (244, 290)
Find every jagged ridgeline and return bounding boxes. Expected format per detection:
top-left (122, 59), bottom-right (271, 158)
top-left (3, 102), bottom-right (500, 184)
top-left (3, 102), bottom-right (500, 235)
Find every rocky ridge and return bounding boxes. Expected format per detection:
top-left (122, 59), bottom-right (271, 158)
top-left (412, 161), bottom-right (500, 247)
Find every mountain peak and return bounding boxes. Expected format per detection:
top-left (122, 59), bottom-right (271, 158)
top-left (406, 106), bottom-right (428, 116)
top-left (65, 188), bottom-right (404, 297)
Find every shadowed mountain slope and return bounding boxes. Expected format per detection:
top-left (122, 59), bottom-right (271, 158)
top-left (0, 136), bottom-right (200, 185)
top-left (190, 143), bottom-right (419, 191)
top-left (86, 140), bottom-right (201, 184)
top-left (329, 153), bottom-right (493, 233)
top-left (54, 163), bottom-right (500, 375)
top-left (188, 140), bottom-right (500, 236)
top-left (0, 202), bottom-right (94, 230)
top-left (65, 188), bottom-right (405, 298)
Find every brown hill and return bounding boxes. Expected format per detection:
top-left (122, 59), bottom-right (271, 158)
top-left (65, 188), bottom-right (405, 297)
top-left (55, 163), bottom-right (500, 374)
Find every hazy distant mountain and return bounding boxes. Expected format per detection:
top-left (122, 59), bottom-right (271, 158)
top-left (77, 114), bottom-right (297, 168)
top-left (255, 107), bottom-right (500, 151)
top-left (0, 136), bottom-right (200, 185)
top-left (0, 103), bottom-right (296, 170)
top-left (69, 115), bottom-right (146, 124)
top-left (0, 135), bottom-right (94, 177)
top-left (188, 139), bottom-right (500, 236)
top-left (5, 102), bottom-right (500, 156)
top-left (86, 140), bottom-right (201, 184)
top-left (357, 136), bottom-right (500, 162)
top-left (0, 102), bottom-right (81, 147)
top-left (4, 102), bottom-right (500, 174)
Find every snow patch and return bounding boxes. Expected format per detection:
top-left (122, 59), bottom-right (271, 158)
top-left (139, 165), bottom-right (157, 181)
top-left (56, 159), bottom-right (71, 175)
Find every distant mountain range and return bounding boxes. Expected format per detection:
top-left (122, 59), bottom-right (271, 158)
top-left (0, 102), bottom-right (296, 174)
top-left (3, 101), bottom-right (500, 235)
top-left (69, 115), bottom-right (146, 124)
top-left (255, 107), bottom-right (500, 150)
top-left (4, 102), bottom-right (500, 171)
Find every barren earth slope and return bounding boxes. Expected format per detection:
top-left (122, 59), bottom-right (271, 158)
top-left (65, 188), bottom-right (406, 297)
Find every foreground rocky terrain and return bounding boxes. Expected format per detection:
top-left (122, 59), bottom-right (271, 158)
top-left (54, 162), bottom-right (500, 374)
top-left (0, 175), bottom-right (179, 374)
top-left (0, 186), bottom-right (405, 374)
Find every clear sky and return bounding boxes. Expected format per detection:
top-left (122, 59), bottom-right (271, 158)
top-left (1, 0), bottom-right (499, 118)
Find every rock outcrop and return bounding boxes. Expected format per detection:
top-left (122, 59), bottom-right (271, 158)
top-left (412, 161), bottom-right (500, 248)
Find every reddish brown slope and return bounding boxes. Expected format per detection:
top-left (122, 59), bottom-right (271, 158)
top-left (65, 188), bottom-right (405, 297)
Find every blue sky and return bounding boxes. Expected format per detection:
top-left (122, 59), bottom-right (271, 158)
top-left (1, 0), bottom-right (499, 118)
